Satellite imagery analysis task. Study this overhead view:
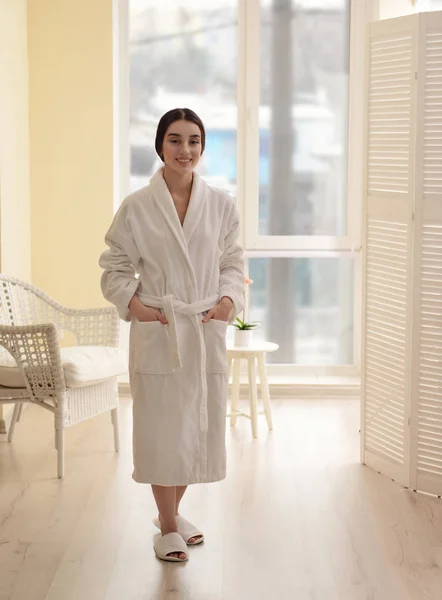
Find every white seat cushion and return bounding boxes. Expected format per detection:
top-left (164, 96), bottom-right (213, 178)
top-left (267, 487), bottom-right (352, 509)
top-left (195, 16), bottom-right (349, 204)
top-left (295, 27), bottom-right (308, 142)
top-left (0, 346), bottom-right (128, 389)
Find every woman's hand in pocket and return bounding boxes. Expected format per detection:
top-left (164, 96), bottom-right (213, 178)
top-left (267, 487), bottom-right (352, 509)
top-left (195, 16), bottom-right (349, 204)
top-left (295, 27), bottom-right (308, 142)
top-left (202, 297), bottom-right (233, 323)
top-left (137, 306), bottom-right (167, 323)
top-left (129, 295), bottom-right (168, 324)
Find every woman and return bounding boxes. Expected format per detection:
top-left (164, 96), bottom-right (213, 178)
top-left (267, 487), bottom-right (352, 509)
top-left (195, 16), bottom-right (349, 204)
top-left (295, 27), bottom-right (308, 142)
top-left (99, 108), bottom-right (244, 562)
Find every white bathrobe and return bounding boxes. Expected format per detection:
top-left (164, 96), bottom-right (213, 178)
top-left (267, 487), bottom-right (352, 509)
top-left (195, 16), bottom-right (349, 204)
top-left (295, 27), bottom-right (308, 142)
top-left (99, 169), bottom-right (244, 486)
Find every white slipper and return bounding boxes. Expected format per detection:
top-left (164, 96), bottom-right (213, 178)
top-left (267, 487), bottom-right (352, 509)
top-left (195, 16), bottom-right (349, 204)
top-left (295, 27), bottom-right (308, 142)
top-left (153, 515), bottom-right (205, 546)
top-left (154, 532), bottom-right (188, 562)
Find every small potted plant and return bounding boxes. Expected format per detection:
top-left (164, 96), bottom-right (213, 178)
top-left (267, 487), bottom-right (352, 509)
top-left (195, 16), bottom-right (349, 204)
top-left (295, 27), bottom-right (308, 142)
top-left (232, 317), bottom-right (259, 347)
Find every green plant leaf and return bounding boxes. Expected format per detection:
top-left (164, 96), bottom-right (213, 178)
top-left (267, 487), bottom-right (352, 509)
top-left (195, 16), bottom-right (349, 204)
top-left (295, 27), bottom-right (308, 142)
top-left (232, 318), bottom-right (260, 330)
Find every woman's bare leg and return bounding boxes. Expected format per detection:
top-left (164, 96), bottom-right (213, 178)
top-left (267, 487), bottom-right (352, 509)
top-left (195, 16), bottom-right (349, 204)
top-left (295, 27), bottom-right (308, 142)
top-left (175, 485), bottom-right (202, 544)
top-left (152, 485), bottom-right (187, 560)
top-left (175, 485), bottom-right (187, 514)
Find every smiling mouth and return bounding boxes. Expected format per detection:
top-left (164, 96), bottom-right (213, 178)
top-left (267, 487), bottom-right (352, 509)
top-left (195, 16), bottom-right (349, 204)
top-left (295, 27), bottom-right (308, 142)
top-left (177, 159), bottom-right (191, 164)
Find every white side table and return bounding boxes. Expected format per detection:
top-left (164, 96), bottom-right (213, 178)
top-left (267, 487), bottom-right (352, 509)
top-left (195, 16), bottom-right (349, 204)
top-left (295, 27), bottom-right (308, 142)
top-left (226, 341), bottom-right (279, 438)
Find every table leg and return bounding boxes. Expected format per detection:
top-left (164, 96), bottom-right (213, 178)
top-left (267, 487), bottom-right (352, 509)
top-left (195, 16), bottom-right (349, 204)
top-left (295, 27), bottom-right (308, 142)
top-left (258, 352), bottom-right (273, 430)
top-left (231, 358), bottom-right (241, 427)
top-left (248, 355), bottom-right (258, 438)
top-left (227, 353), bottom-right (233, 382)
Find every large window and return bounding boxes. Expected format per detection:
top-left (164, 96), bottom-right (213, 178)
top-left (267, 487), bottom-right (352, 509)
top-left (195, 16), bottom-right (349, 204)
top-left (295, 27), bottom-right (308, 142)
top-left (129, 0), bottom-right (363, 371)
top-left (250, 0), bottom-right (353, 365)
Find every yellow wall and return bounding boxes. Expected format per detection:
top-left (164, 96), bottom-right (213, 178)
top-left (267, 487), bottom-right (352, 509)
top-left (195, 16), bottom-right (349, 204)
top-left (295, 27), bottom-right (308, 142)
top-left (0, 0), bottom-right (31, 281)
top-left (28, 0), bottom-right (114, 308)
top-left (0, 0), bottom-right (31, 429)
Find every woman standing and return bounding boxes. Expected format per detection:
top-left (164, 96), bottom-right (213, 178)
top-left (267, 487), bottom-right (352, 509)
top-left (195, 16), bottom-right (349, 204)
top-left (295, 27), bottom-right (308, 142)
top-left (99, 108), bottom-right (244, 562)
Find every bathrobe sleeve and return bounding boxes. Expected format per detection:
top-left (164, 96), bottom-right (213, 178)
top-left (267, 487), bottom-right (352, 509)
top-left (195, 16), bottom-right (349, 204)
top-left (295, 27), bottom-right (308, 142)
top-left (219, 199), bottom-right (245, 321)
top-left (99, 202), bottom-right (141, 322)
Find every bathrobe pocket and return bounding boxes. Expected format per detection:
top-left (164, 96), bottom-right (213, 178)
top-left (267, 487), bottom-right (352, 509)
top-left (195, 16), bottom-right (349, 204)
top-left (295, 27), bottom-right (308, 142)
top-left (204, 319), bottom-right (228, 373)
top-left (134, 320), bottom-right (174, 374)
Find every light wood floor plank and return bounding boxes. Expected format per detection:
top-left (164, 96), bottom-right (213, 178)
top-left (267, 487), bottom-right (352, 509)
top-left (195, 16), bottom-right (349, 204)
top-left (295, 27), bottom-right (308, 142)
top-left (0, 397), bottom-right (441, 600)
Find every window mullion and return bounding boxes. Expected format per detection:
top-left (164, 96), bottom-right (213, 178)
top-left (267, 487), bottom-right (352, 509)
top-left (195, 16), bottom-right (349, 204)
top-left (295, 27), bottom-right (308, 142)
top-left (346, 0), bottom-right (379, 251)
top-left (238, 0), bottom-right (260, 250)
top-left (249, 235), bottom-right (354, 251)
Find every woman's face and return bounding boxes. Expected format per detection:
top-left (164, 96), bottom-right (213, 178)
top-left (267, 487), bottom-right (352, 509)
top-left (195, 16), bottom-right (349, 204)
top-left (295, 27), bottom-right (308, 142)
top-left (161, 119), bottom-right (202, 175)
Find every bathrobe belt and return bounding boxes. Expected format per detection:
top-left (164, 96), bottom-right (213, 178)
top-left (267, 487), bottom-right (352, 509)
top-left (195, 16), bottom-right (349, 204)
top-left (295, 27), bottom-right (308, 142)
top-left (137, 293), bottom-right (220, 432)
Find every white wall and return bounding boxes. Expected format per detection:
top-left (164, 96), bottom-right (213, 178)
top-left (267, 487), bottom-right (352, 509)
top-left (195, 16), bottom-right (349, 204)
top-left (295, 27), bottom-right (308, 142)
top-left (379, 0), bottom-right (424, 19)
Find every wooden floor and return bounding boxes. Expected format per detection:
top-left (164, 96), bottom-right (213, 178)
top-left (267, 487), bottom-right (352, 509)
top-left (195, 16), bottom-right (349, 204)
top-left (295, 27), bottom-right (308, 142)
top-left (1, 395), bottom-right (441, 600)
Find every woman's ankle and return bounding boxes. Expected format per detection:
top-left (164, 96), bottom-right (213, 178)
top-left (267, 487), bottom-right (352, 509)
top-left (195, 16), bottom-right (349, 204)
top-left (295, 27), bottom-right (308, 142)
top-left (161, 523), bottom-right (178, 536)
top-left (158, 513), bottom-right (177, 531)
top-left (160, 511), bottom-right (179, 519)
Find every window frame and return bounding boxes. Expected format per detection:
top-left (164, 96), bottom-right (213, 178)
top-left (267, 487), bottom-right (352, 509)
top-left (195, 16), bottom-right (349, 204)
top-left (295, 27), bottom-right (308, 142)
top-left (237, 0), bottom-right (369, 254)
top-left (236, 0), bottom-right (375, 377)
top-left (117, 0), bottom-right (378, 380)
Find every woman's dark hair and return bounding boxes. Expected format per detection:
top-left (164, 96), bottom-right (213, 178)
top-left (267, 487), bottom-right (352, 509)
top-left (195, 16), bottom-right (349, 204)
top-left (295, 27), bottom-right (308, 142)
top-left (155, 108), bottom-right (206, 161)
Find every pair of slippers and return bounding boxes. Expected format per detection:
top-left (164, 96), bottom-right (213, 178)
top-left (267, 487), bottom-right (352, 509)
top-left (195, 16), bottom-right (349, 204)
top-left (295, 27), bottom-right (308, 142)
top-left (153, 515), bottom-right (204, 563)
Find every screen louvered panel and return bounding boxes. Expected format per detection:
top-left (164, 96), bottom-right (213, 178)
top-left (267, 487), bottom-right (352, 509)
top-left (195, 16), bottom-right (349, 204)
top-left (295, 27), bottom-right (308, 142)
top-left (417, 224), bottom-right (442, 479)
top-left (368, 33), bottom-right (412, 195)
top-left (363, 12), bottom-right (442, 496)
top-left (423, 32), bottom-right (442, 198)
top-left (364, 220), bottom-right (408, 465)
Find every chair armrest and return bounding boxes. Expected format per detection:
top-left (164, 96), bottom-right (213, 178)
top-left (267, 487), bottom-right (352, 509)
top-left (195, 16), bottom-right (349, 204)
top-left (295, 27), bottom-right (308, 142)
top-left (0, 275), bottom-right (120, 348)
top-left (0, 323), bottom-right (66, 400)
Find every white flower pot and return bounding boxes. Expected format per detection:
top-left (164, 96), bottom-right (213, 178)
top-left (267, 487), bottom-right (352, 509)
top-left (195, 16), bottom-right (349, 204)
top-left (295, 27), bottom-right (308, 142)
top-left (234, 329), bottom-right (254, 347)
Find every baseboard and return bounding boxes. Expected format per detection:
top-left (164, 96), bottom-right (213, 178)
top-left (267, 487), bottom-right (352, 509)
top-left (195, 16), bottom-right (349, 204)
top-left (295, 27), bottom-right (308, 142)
top-left (118, 380), bottom-right (360, 401)
top-left (265, 383), bottom-right (360, 400)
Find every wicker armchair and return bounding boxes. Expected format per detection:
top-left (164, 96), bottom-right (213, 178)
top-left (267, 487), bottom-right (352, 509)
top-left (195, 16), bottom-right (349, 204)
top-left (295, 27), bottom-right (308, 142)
top-left (0, 275), bottom-right (127, 478)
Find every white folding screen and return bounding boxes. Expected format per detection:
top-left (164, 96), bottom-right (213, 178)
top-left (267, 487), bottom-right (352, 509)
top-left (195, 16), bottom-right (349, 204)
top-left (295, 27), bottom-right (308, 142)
top-left (361, 11), bottom-right (442, 496)
top-left (412, 13), bottom-right (442, 495)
